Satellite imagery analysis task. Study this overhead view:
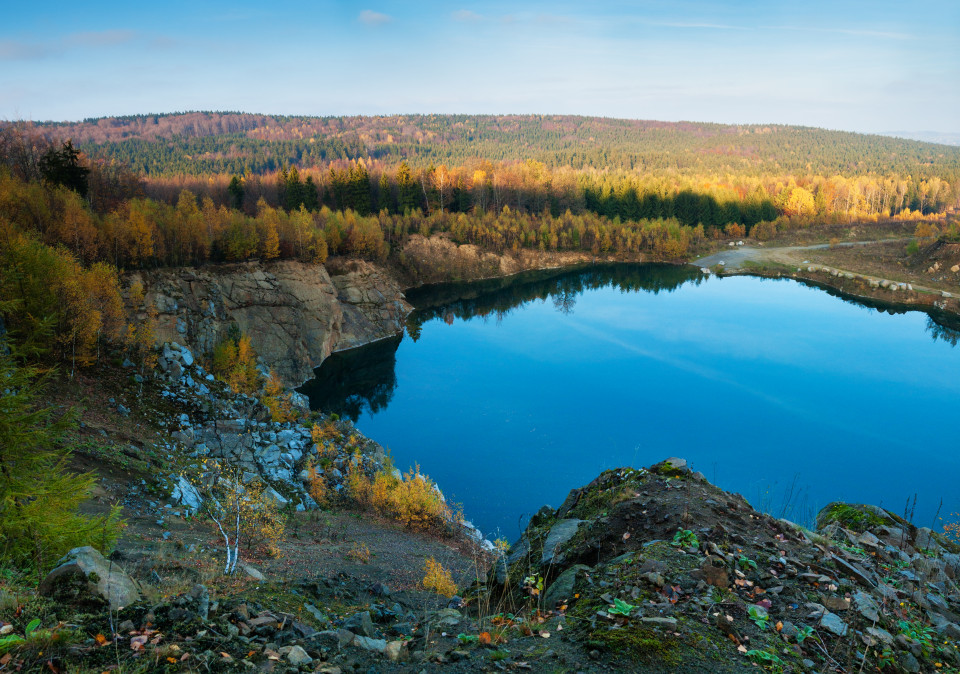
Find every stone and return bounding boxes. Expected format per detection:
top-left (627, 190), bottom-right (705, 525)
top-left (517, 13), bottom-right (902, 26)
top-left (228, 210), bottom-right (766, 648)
top-left (697, 557), bottom-right (730, 588)
top-left (431, 608), bottom-right (462, 629)
top-left (901, 652), bottom-right (921, 673)
top-left (822, 596), bottom-right (850, 611)
top-left (819, 612), bottom-right (848, 637)
top-left (865, 626), bottom-right (894, 644)
top-left (240, 564), bottom-right (264, 581)
top-left (286, 645), bottom-right (312, 666)
top-left (351, 635), bottom-right (387, 654)
top-left (384, 640), bottom-right (408, 662)
top-left (39, 547), bottom-right (140, 611)
top-left (540, 519), bottom-right (584, 565)
top-left (852, 591), bottom-right (880, 622)
top-left (543, 564), bottom-right (591, 609)
top-left (171, 476), bottom-right (202, 513)
top-left (180, 348), bottom-right (194, 366)
top-left (344, 611), bottom-right (375, 637)
top-left (641, 617), bottom-right (678, 629)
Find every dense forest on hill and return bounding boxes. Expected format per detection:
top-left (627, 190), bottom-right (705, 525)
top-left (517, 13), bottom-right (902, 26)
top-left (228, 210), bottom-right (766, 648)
top-left (17, 112), bottom-right (960, 179)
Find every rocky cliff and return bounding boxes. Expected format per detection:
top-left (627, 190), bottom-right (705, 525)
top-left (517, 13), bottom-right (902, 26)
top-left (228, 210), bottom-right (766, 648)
top-left (130, 259), bottom-right (410, 387)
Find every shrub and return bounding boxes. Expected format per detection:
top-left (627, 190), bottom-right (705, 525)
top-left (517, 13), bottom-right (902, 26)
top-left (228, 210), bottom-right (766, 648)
top-left (423, 557), bottom-right (456, 597)
top-left (261, 369), bottom-right (298, 423)
top-left (347, 461), bottom-right (452, 530)
top-left (211, 330), bottom-right (260, 394)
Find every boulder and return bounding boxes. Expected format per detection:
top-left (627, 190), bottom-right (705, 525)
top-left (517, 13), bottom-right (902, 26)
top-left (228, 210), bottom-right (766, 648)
top-left (171, 476), bottom-right (203, 513)
top-left (543, 564), bottom-right (591, 609)
top-left (540, 519), bottom-right (584, 565)
top-left (39, 547), bottom-right (140, 611)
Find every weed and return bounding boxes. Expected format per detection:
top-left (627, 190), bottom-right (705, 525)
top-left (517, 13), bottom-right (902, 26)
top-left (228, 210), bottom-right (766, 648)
top-left (671, 529), bottom-right (699, 548)
top-left (897, 619), bottom-right (934, 655)
top-left (737, 555), bottom-right (757, 571)
top-left (795, 625), bottom-right (814, 644)
top-left (747, 605), bottom-right (769, 630)
top-left (609, 598), bottom-right (635, 617)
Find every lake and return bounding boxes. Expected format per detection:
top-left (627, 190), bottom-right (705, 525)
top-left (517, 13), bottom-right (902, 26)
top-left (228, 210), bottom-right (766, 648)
top-left (300, 264), bottom-right (960, 540)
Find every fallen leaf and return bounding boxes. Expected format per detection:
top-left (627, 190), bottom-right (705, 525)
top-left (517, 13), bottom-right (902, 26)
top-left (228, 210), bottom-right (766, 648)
top-left (0, 655), bottom-right (11, 666)
top-left (166, 658), bottom-right (177, 664)
top-left (539, 631), bottom-right (550, 638)
top-left (94, 633), bottom-right (110, 646)
top-left (478, 632), bottom-right (492, 645)
top-left (775, 621), bottom-right (783, 632)
top-left (622, 532), bottom-right (631, 541)
top-left (737, 645), bottom-right (747, 653)
top-left (130, 635), bottom-right (148, 651)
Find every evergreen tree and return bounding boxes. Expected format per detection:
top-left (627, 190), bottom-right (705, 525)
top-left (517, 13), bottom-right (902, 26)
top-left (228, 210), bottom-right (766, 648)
top-left (227, 175), bottom-right (244, 210)
top-left (0, 342), bottom-right (123, 572)
top-left (39, 140), bottom-right (89, 198)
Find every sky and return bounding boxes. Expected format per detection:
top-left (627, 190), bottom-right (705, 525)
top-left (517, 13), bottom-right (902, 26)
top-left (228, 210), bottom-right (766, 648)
top-left (1, 0), bottom-right (958, 134)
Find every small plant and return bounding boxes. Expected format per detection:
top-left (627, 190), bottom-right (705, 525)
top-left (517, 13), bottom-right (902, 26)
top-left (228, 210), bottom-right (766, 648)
top-left (489, 649), bottom-right (510, 662)
top-left (522, 573), bottom-right (544, 598)
top-left (671, 529), bottom-right (699, 548)
top-left (609, 598), bottom-right (635, 617)
top-left (898, 619), bottom-right (934, 655)
top-left (748, 605), bottom-right (769, 630)
top-left (877, 647), bottom-right (895, 668)
top-left (795, 625), bottom-right (814, 644)
top-left (457, 633), bottom-right (479, 644)
top-left (738, 555), bottom-right (758, 571)
top-left (745, 649), bottom-right (783, 668)
top-left (423, 557), bottom-right (457, 597)
top-left (346, 542), bottom-right (371, 564)
top-left (0, 619), bottom-right (41, 653)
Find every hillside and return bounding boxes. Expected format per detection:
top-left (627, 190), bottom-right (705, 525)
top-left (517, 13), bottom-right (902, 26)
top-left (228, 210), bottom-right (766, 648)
top-left (17, 112), bottom-right (960, 178)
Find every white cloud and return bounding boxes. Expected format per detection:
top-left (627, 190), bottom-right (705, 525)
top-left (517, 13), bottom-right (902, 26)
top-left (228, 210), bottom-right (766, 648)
top-left (359, 10), bottom-right (392, 26)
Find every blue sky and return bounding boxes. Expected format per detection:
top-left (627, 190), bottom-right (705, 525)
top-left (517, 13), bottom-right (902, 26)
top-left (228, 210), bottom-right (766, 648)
top-left (1, 0), bottom-right (958, 133)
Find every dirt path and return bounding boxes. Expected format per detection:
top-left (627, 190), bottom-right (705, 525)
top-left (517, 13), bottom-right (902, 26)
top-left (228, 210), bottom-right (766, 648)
top-left (690, 238), bottom-right (953, 298)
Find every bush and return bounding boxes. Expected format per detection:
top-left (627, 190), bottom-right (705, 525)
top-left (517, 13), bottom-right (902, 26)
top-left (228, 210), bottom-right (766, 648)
top-left (211, 330), bottom-right (260, 394)
top-left (422, 557), bottom-right (456, 597)
top-left (347, 462), bottom-right (452, 530)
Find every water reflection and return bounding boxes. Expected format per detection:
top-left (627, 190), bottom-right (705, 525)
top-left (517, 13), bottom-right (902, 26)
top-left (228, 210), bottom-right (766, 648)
top-left (405, 263), bottom-right (704, 340)
top-left (297, 335), bottom-right (400, 421)
top-left (302, 263), bottom-right (959, 422)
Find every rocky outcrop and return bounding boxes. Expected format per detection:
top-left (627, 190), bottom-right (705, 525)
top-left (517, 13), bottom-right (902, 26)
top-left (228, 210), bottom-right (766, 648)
top-left (488, 459), bottom-right (960, 673)
top-left (131, 260), bottom-right (410, 387)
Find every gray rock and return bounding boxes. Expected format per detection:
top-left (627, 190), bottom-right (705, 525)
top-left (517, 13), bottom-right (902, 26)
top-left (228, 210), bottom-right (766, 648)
top-left (39, 546), bottom-right (140, 611)
top-left (901, 652), bottom-right (921, 673)
top-left (352, 635), bottom-right (387, 654)
top-left (171, 476), bottom-right (203, 513)
top-left (239, 564), bottom-right (264, 581)
top-left (540, 519), bottom-right (584, 565)
top-left (641, 617), bottom-right (678, 629)
top-left (819, 612), bottom-right (849, 637)
top-left (866, 626), bottom-right (894, 644)
top-left (543, 564), bottom-right (591, 609)
top-left (853, 590), bottom-right (880, 622)
top-left (286, 645), bottom-right (312, 666)
top-left (344, 611), bottom-right (375, 637)
top-left (180, 348), bottom-right (194, 367)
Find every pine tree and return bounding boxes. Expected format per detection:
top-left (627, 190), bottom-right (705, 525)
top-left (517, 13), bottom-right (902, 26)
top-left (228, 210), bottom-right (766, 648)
top-left (0, 343), bottom-right (123, 573)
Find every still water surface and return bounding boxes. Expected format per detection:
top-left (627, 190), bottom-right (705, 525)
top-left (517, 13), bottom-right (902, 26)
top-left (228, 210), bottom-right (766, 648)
top-left (301, 265), bottom-right (960, 539)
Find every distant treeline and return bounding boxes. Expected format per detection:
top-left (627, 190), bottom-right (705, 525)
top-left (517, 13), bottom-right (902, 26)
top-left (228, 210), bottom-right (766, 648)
top-left (19, 112), bottom-right (960, 180)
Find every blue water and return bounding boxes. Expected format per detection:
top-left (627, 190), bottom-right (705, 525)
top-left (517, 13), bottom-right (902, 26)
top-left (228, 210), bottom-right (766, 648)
top-left (303, 266), bottom-right (960, 540)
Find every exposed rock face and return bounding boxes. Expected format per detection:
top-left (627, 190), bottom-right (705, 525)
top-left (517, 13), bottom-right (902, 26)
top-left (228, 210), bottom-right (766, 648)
top-left (131, 260), bottom-right (410, 387)
top-left (39, 546), bottom-right (141, 611)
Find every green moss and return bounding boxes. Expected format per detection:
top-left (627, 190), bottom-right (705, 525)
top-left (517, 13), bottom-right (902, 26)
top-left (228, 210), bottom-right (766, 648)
top-left (824, 504), bottom-right (889, 532)
top-left (589, 625), bottom-right (680, 663)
